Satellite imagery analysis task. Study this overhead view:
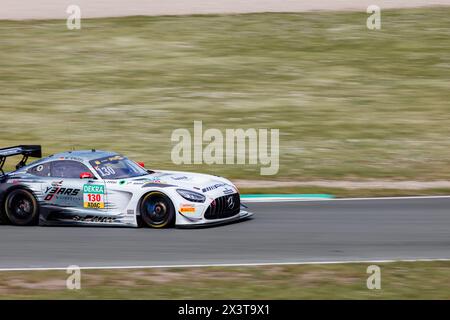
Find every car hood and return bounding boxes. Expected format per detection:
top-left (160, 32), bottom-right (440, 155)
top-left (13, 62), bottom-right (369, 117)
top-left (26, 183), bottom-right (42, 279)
top-left (124, 170), bottom-right (236, 193)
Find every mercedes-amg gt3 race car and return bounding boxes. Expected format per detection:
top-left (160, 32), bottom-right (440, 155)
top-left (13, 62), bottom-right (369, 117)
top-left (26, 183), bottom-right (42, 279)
top-left (0, 146), bottom-right (253, 228)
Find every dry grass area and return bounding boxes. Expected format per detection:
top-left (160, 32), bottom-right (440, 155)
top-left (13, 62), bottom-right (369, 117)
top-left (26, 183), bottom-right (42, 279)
top-left (1, 8), bottom-right (450, 181)
top-left (0, 261), bottom-right (450, 299)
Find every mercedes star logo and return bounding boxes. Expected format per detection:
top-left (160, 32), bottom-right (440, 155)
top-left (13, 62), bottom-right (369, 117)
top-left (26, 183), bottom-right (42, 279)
top-left (227, 196), bottom-right (235, 209)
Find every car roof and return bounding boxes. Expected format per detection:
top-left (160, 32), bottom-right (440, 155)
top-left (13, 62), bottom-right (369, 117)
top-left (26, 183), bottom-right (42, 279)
top-left (47, 150), bottom-right (119, 162)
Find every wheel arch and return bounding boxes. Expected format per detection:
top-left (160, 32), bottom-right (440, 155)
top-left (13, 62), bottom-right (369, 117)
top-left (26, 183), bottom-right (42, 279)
top-left (136, 189), bottom-right (177, 228)
top-left (1, 185), bottom-right (40, 224)
top-left (136, 189), bottom-right (174, 215)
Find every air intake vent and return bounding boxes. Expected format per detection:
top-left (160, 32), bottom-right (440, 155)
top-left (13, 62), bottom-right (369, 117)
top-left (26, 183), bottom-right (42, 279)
top-left (204, 193), bottom-right (240, 220)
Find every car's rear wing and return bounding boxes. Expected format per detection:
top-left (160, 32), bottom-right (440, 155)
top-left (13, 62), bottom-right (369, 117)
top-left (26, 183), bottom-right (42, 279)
top-left (0, 145), bottom-right (42, 175)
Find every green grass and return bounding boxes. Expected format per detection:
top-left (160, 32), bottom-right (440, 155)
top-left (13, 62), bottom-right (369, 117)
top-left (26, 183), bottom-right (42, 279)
top-left (239, 187), bottom-right (450, 198)
top-left (1, 8), bottom-right (450, 180)
top-left (1, 261), bottom-right (450, 299)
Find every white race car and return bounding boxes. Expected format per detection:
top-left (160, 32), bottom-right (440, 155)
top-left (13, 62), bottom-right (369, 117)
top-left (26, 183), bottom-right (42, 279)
top-left (0, 146), bottom-right (253, 228)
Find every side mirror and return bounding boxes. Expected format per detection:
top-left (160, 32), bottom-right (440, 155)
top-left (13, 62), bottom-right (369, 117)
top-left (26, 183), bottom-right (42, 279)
top-left (137, 162), bottom-right (145, 168)
top-left (80, 172), bottom-right (94, 179)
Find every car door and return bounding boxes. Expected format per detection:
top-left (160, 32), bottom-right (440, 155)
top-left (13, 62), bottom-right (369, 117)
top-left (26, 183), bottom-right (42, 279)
top-left (41, 160), bottom-right (106, 214)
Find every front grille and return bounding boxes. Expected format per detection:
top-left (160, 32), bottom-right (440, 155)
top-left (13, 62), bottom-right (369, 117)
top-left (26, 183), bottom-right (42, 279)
top-left (204, 193), bottom-right (240, 220)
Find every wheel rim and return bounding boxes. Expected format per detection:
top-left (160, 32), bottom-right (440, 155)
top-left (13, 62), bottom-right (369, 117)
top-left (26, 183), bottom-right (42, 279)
top-left (142, 194), bottom-right (171, 225)
top-left (8, 193), bottom-right (34, 221)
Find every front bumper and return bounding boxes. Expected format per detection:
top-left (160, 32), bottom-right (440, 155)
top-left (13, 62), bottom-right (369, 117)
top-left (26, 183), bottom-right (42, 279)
top-left (176, 209), bottom-right (254, 228)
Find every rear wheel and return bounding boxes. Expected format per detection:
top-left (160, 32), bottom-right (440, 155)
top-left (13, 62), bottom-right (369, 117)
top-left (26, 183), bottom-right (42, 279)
top-left (5, 189), bottom-right (39, 226)
top-left (140, 192), bottom-right (175, 228)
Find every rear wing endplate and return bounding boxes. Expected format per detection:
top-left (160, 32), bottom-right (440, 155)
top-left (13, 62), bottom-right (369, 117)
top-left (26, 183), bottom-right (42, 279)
top-left (0, 145), bottom-right (42, 175)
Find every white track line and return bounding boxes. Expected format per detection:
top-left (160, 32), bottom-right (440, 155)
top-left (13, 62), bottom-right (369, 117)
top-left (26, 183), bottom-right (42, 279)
top-left (242, 195), bottom-right (450, 203)
top-left (1, 258), bottom-right (450, 272)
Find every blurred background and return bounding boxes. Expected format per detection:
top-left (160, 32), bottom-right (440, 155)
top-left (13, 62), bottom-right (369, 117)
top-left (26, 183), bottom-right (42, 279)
top-left (1, 1), bottom-right (450, 182)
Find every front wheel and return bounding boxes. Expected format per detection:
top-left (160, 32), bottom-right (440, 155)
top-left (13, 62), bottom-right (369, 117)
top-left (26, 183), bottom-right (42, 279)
top-left (140, 192), bottom-right (175, 228)
top-left (4, 189), bottom-right (39, 226)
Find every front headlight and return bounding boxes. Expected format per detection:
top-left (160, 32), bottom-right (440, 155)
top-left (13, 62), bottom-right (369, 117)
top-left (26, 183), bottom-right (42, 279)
top-left (176, 189), bottom-right (206, 203)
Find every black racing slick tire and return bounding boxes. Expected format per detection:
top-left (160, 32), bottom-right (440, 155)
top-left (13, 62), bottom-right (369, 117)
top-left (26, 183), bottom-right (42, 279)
top-left (4, 189), bottom-right (39, 226)
top-left (140, 192), bottom-right (175, 228)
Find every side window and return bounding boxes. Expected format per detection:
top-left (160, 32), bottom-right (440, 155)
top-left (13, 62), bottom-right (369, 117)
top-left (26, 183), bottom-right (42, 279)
top-left (50, 160), bottom-right (92, 179)
top-left (28, 163), bottom-right (51, 177)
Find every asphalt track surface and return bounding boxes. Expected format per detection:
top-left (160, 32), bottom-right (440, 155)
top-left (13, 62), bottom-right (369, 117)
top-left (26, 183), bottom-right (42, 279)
top-left (0, 197), bottom-right (449, 269)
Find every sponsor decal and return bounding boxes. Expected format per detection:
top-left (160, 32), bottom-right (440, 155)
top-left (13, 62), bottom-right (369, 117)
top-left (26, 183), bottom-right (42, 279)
top-left (83, 184), bottom-right (105, 209)
top-left (51, 180), bottom-right (63, 187)
top-left (73, 215), bottom-right (116, 223)
top-left (119, 180), bottom-right (126, 185)
top-left (108, 155), bottom-right (123, 161)
top-left (59, 156), bottom-right (83, 161)
top-left (223, 187), bottom-right (234, 195)
top-left (44, 186), bottom-right (80, 201)
top-left (180, 204), bottom-right (196, 213)
top-left (172, 176), bottom-right (188, 180)
top-left (202, 183), bottom-right (225, 193)
top-left (141, 177), bottom-right (163, 184)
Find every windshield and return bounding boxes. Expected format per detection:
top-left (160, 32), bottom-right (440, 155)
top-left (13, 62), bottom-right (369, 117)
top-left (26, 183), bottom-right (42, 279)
top-left (90, 155), bottom-right (148, 179)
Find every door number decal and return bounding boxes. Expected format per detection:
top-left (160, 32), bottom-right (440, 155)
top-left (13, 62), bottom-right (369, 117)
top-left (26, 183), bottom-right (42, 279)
top-left (83, 184), bottom-right (105, 209)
